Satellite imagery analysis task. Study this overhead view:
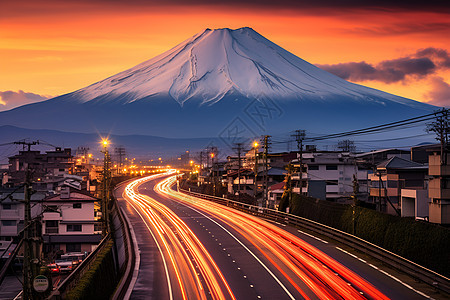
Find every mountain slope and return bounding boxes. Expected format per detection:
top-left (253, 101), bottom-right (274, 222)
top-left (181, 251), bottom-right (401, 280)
top-left (0, 27), bottom-right (436, 138)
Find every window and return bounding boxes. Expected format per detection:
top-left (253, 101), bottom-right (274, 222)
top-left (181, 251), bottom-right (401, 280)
top-left (2, 204), bottom-right (12, 210)
top-left (67, 243), bottom-right (81, 253)
top-left (387, 180), bottom-right (398, 188)
top-left (46, 220), bottom-right (58, 227)
top-left (73, 203), bottom-right (82, 209)
top-left (2, 220), bottom-right (16, 226)
top-left (326, 165), bottom-right (338, 170)
top-left (67, 224), bottom-right (82, 232)
top-left (326, 181), bottom-right (338, 185)
top-left (308, 165), bottom-right (319, 170)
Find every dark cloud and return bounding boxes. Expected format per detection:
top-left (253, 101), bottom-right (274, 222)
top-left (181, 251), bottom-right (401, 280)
top-left (348, 23), bottom-right (450, 36)
top-left (1, 0), bottom-right (450, 19)
top-left (416, 47), bottom-right (450, 68)
top-left (317, 47), bottom-right (450, 84)
top-left (425, 77), bottom-right (450, 107)
top-left (0, 90), bottom-right (53, 112)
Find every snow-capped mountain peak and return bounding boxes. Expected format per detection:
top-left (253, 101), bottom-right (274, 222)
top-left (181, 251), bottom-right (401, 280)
top-left (73, 27), bottom-right (426, 109)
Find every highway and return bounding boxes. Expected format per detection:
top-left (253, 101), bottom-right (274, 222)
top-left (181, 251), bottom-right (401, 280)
top-left (116, 173), bottom-right (437, 300)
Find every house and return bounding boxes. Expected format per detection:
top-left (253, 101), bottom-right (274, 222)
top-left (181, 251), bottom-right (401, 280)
top-left (0, 188), bottom-right (46, 244)
top-left (428, 152), bottom-right (450, 224)
top-left (368, 156), bottom-right (428, 215)
top-left (291, 151), bottom-right (369, 203)
top-left (41, 188), bottom-right (102, 256)
top-left (268, 182), bottom-right (285, 209)
top-left (7, 147), bottom-right (74, 187)
top-left (355, 148), bottom-right (410, 166)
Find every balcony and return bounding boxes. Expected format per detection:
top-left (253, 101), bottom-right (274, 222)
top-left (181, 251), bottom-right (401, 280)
top-left (0, 210), bottom-right (20, 219)
top-left (292, 187), bottom-right (307, 194)
top-left (43, 212), bottom-right (61, 221)
top-left (370, 188), bottom-right (386, 197)
top-left (291, 173), bottom-right (309, 180)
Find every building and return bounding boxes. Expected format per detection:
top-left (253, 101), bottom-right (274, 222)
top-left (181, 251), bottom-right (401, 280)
top-left (268, 182), bottom-right (285, 210)
top-left (401, 189), bottom-right (429, 219)
top-left (368, 156), bottom-right (428, 215)
top-left (291, 151), bottom-right (369, 203)
top-left (428, 152), bottom-right (450, 224)
top-left (7, 147), bottom-right (74, 187)
top-left (41, 188), bottom-right (102, 256)
top-left (0, 189), bottom-right (46, 243)
top-left (355, 149), bottom-right (410, 166)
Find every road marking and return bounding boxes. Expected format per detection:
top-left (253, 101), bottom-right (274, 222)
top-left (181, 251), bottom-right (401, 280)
top-left (335, 247), bottom-right (434, 299)
top-left (124, 195), bottom-right (174, 300)
top-left (297, 230), bottom-right (329, 244)
top-left (185, 205), bottom-right (297, 300)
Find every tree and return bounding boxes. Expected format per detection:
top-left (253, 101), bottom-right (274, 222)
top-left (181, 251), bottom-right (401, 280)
top-left (426, 108), bottom-right (450, 164)
top-left (337, 140), bottom-right (356, 152)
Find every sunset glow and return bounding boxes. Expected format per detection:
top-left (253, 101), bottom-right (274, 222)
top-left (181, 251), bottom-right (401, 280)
top-left (1, 1), bottom-right (449, 110)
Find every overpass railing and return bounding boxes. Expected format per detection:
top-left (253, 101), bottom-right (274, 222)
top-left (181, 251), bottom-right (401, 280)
top-left (179, 188), bottom-right (450, 294)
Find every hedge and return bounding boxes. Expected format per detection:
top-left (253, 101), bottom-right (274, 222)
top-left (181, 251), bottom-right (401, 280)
top-left (65, 240), bottom-right (118, 300)
top-left (283, 192), bottom-right (450, 277)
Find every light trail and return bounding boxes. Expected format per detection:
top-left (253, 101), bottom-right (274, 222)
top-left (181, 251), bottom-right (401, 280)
top-left (156, 175), bottom-right (390, 300)
top-left (122, 172), bottom-right (235, 300)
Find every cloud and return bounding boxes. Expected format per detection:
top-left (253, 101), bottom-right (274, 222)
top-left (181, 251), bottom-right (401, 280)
top-left (0, 90), bottom-right (53, 111)
top-left (425, 77), bottom-right (450, 107)
top-left (317, 47), bottom-right (450, 84)
top-left (1, 0), bottom-right (450, 19)
top-left (349, 22), bottom-right (450, 36)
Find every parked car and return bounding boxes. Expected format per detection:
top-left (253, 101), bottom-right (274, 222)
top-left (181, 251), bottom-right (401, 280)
top-left (47, 263), bottom-right (60, 275)
top-left (55, 258), bottom-right (74, 273)
top-left (61, 252), bottom-right (87, 267)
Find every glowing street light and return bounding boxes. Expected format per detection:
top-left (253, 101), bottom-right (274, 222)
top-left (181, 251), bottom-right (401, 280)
top-left (101, 138), bottom-right (109, 147)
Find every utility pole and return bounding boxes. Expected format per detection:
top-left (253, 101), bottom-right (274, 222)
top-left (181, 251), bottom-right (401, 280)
top-left (262, 135), bottom-right (271, 208)
top-left (378, 172), bottom-right (382, 212)
top-left (23, 168), bottom-right (33, 299)
top-left (208, 147), bottom-right (217, 195)
top-left (114, 146), bottom-right (126, 174)
top-left (14, 140), bottom-right (39, 152)
top-left (253, 141), bottom-right (259, 204)
top-left (101, 140), bottom-right (111, 236)
top-left (23, 167), bottom-right (41, 299)
top-left (292, 130), bottom-right (305, 195)
top-left (199, 151), bottom-right (203, 170)
top-left (233, 143), bottom-right (244, 202)
top-left (352, 175), bottom-right (359, 235)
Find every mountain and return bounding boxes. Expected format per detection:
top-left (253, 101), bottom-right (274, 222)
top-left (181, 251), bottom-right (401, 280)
top-left (0, 125), bottom-right (220, 163)
top-left (0, 27), bottom-right (436, 140)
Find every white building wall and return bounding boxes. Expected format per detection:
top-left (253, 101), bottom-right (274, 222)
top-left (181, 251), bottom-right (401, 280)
top-left (61, 203), bottom-right (95, 221)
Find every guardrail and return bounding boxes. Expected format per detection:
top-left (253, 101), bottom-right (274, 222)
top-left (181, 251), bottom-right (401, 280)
top-left (111, 196), bottom-right (136, 300)
top-left (0, 239), bottom-right (23, 287)
top-left (180, 188), bottom-right (450, 294)
top-left (48, 233), bottom-right (111, 299)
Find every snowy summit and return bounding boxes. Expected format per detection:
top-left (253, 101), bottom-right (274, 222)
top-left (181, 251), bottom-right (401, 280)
top-left (74, 27), bottom-right (427, 109)
top-left (0, 27), bottom-right (436, 137)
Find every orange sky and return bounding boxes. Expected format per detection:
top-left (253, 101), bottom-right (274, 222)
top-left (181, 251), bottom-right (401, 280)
top-left (1, 2), bottom-right (450, 110)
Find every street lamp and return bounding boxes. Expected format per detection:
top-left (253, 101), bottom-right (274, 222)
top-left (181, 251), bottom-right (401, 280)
top-left (100, 138), bottom-right (110, 235)
top-left (101, 138), bottom-right (109, 147)
top-left (253, 141), bottom-right (259, 203)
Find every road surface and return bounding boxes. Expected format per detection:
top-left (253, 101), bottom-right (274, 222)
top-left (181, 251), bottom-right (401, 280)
top-left (115, 173), bottom-right (442, 300)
